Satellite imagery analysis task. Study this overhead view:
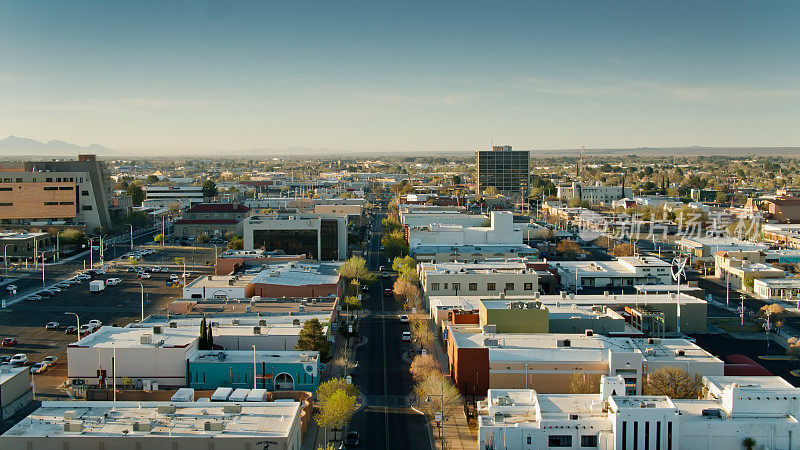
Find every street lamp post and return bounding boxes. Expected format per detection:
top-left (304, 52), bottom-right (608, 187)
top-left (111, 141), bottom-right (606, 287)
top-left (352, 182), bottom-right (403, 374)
top-left (137, 282), bottom-right (145, 322)
top-left (129, 224), bottom-right (134, 252)
top-left (425, 381), bottom-right (446, 442)
top-left (41, 251), bottom-right (48, 289)
top-left (65, 312), bottom-right (80, 344)
top-left (252, 345), bottom-right (257, 389)
top-left (3, 243), bottom-right (11, 277)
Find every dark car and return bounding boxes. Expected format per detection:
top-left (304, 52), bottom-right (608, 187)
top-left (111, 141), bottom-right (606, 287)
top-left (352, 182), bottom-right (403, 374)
top-left (2, 337), bottom-right (18, 346)
top-left (64, 326), bottom-right (77, 335)
top-left (343, 431), bottom-right (360, 448)
top-left (383, 288), bottom-right (393, 297)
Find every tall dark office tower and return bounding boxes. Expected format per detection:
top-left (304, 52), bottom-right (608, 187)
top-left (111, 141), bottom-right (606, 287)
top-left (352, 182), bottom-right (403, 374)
top-left (476, 145), bottom-right (530, 195)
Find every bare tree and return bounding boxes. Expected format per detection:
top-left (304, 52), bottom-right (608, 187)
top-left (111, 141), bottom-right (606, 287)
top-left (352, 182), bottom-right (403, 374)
top-left (415, 372), bottom-right (463, 419)
top-left (568, 371), bottom-right (601, 394)
top-left (410, 354), bottom-right (441, 382)
top-left (644, 367), bottom-right (702, 399)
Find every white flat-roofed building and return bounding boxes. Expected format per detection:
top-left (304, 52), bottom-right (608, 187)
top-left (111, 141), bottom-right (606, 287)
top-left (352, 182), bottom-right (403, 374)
top-left (552, 257), bottom-right (673, 291)
top-left (1, 366), bottom-right (31, 421)
top-left (478, 375), bottom-right (800, 450)
top-left (408, 211), bottom-right (520, 249)
top-left (67, 326), bottom-right (199, 388)
top-left (753, 277), bottom-right (800, 301)
top-left (144, 185), bottom-right (204, 204)
top-left (182, 274), bottom-right (255, 299)
top-left (419, 260), bottom-right (539, 297)
top-left (400, 210), bottom-right (488, 228)
top-left (676, 236), bottom-right (768, 261)
top-left (0, 400), bottom-right (302, 450)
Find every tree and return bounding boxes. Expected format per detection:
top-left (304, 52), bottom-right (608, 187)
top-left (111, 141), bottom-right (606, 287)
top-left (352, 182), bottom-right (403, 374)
top-left (342, 295), bottom-right (362, 312)
top-left (199, 316), bottom-right (208, 350)
top-left (483, 186), bottom-right (499, 196)
top-left (145, 175), bottom-right (160, 184)
top-left (154, 233), bottom-right (165, 243)
top-left (410, 354), bottom-right (441, 382)
top-left (743, 275), bottom-right (755, 292)
top-left (316, 377), bottom-right (360, 404)
top-left (315, 389), bottom-right (357, 441)
top-left (202, 179), bottom-right (219, 199)
top-left (381, 217), bottom-right (403, 233)
top-left (207, 322), bottom-right (214, 349)
top-left (398, 264), bottom-right (419, 284)
top-left (338, 256), bottom-right (375, 285)
top-left (227, 237), bottom-right (244, 250)
top-left (58, 228), bottom-right (85, 245)
top-left (611, 243), bottom-right (635, 257)
top-left (296, 318), bottom-right (330, 360)
top-left (392, 255), bottom-right (415, 272)
top-left (715, 191), bottom-right (729, 203)
top-left (568, 371), bottom-right (601, 394)
top-left (393, 278), bottom-right (420, 302)
top-left (128, 256), bottom-right (140, 265)
top-left (381, 230), bottom-right (409, 259)
top-left (644, 367), bottom-right (702, 399)
top-left (415, 372), bottom-right (462, 420)
top-left (411, 319), bottom-right (434, 349)
top-left (196, 233), bottom-right (210, 244)
top-left (556, 239), bottom-right (587, 258)
top-left (126, 182), bottom-right (145, 207)
top-left (742, 437), bottom-right (756, 450)
top-left (121, 210), bottom-right (149, 229)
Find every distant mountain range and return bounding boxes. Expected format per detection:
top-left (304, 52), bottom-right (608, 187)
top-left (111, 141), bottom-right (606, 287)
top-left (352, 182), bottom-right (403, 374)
top-left (0, 136), bottom-right (115, 156)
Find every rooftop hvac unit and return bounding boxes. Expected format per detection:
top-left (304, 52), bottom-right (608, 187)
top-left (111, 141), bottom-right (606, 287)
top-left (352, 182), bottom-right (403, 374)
top-left (534, 292), bottom-right (541, 299)
top-left (153, 326), bottom-right (162, 334)
top-left (140, 334), bottom-right (152, 345)
top-left (133, 422), bottom-right (152, 432)
top-left (253, 326), bottom-right (261, 335)
top-left (645, 348), bottom-right (655, 356)
top-left (483, 338), bottom-right (499, 347)
top-left (675, 349), bottom-right (686, 357)
top-left (228, 279), bottom-right (234, 285)
top-left (157, 405), bottom-right (176, 415)
top-left (648, 338), bottom-right (661, 345)
top-left (560, 291), bottom-right (567, 299)
top-left (496, 396), bottom-right (513, 406)
top-left (292, 319), bottom-right (300, 326)
top-left (232, 319), bottom-right (240, 325)
top-left (223, 404), bottom-right (242, 414)
top-left (63, 410), bottom-right (77, 420)
top-left (169, 321), bottom-right (177, 328)
top-left (483, 324), bottom-right (497, 333)
top-left (570, 414), bottom-right (579, 420)
top-left (63, 422), bottom-right (83, 432)
top-left (557, 339), bottom-right (571, 348)
top-left (259, 319), bottom-right (267, 326)
top-left (211, 321), bottom-right (219, 327)
top-left (585, 329), bottom-right (594, 337)
top-left (204, 421), bottom-right (224, 431)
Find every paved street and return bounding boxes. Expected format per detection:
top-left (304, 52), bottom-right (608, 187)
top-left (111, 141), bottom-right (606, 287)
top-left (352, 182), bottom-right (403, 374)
top-left (346, 211), bottom-right (432, 449)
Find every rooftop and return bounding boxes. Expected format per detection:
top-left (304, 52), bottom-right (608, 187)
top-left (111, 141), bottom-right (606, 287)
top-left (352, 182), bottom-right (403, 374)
top-left (249, 262), bottom-right (341, 286)
top-left (184, 274), bottom-right (255, 290)
top-left (70, 326), bottom-right (198, 349)
top-left (2, 401), bottom-right (300, 438)
top-left (189, 350), bottom-right (318, 364)
top-left (186, 203), bottom-right (251, 213)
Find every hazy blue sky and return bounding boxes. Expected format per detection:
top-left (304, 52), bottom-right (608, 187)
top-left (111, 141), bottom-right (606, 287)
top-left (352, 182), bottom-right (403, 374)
top-left (1, 1), bottom-right (798, 154)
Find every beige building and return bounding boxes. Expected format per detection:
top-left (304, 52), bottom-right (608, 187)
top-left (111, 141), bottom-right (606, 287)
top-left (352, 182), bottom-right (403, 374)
top-left (714, 250), bottom-right (786, 291)
top-left (419, 260), bottom-right (539, 298)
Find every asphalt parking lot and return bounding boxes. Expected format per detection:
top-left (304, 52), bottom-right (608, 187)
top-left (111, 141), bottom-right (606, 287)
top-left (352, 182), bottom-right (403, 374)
top-left (0, 245), bottom-right (214, 398)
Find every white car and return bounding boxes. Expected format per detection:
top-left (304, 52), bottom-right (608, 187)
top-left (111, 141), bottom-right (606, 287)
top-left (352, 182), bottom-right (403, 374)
top-left (88, 320), bottom-right (102, 329)
top-left (170, 274), bottom-right (179, 281)
top-left (45, 322), bottom-right (59, 330)
top-left (160, 267), bottom-right (170, 273)
top-left (401, 331), bottom-right (412, 341)
top-left (78, 324), bottom-right (93, 335)
top-left (151, 266), bottom-right (162, 272)
top-left (94, 269), bottom-right (106, 275)
top-left (75, 274), bottom-right (91, 281)
top-left (106, 278), bottom-right (122, 286)
top-left (399, 315), bottom-right (409, 323)
top-left (140, 273), bottom-right (151, 279)
top-left (6, 284), bottom-right (17, 291)
top-left (9, 354), bottom-right (28, 365)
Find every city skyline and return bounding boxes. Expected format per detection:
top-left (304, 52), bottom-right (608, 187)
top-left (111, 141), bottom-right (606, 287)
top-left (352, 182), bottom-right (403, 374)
top-left (1, 1), bottom-right (799, 154)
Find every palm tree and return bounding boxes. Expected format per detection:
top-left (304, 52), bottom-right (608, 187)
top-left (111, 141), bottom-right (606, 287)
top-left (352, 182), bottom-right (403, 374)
top-left (742, 437), bottom-right (756, 450)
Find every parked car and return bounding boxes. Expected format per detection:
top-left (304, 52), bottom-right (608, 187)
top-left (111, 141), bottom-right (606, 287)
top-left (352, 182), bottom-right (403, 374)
top-left (6, 284), bottom-right (17, 291)
top-left (56, 281), bottom-right (71, 288)
top-left (399, 315), bottom-right (409, 323)
top-left (64, 326), bottom-right (77, 335)
top-left (140, 273), bottom-right (152, 279)
top-left (29, 362), bottom-right (47, 374)
top-left (170, 274), bottom-right (179, 281)
top-left (78, 324), bottom-right (93, 335)
top-left (343, 431), bottom-right (360, 448)
top-left (361, 285), bottom-right (369, 292)
top-left (9, 354), bottom-right (28, 365)
top-left (88, 319), bottom-right (102, 329)
top-left (106, 278), bottom-right (122, 286)
top-left (150, 266), bottom-right (161, 272)
top-left (39, 290), bottom-right (54, 297)
top-left (2, 337), bottom-right (18, 346)
top-left (160, 267), bottom-right (170, 273)
top-left (0, 355), bottom-right (10, 364)
top-left (94, 269), bottom-right (106, 275)
top-left (42, 355), bottom-right (58, 367)
top-left (45, 287), bottom-right (61, 293)
top-left (75, 274), bottom-right (91, 281)
top-left (67, 278), bottom-right (82, 285)
top-left (25, 294), bottom-right (43, 301)
top-left (45, 322), bottom-right (59, 330)
top-left (401, 331), bottom-right (412, 341)
top-left (126, 267), bottom-right (137, 272)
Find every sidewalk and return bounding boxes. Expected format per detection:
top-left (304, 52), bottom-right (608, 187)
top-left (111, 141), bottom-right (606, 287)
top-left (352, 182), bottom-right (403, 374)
top-left (428, 322), bottom-right (477, 450)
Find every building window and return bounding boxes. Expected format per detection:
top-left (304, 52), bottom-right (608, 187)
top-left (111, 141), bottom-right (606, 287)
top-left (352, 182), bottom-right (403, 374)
top-left (487, 283), bottom-right (496, 291)
top-left (622, 422), bottom-right (627, 450)
top-left (524, 282), bottom-right (533, 291)
top-left (60, 201), bottom-right (74, 205)
top-left (82, 190), bottom-right (89, 196)
top-left (44, 186), bottom-right (58, 191)
top-left (505, 282), bottom-right (514, 291)
top-left (59, 186), bottom-right (73, 190)
top-left (633, 421), bottom-right (638, 450)
top-left (81, 205), bottom-right (93, 211)
top-left (468, 283), bottom-right (477, 291)
top-left (0, 187), bottom-right (12, 191)
top-left (548, 435), bottom-right (572, 447)
top-left (15, 178), bottom-right (22, 183)
top-left (581, 435), bottom-right (598, 447)
top-left (452, 283), bottom-right (460, 292)
top-left (527, 436), bottom-right (532, 445)
top-left (0, 202), bottom-right (12, 206)
top-left (46, 178), bottom-right (53, 182)
top-left (44, 202), bottom-right (58, 205)
top-left (431, 283), bottom-right (440, 291)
